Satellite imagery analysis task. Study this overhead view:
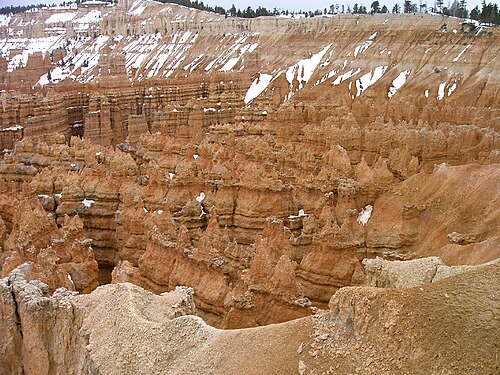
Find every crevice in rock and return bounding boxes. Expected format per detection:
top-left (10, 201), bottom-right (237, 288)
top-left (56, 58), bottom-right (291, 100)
top-left (6, 277), bottom-right (23, 339)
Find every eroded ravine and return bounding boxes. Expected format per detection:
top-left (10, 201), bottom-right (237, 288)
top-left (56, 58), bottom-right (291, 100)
top-left (0, 3), bottom-right (498, 373)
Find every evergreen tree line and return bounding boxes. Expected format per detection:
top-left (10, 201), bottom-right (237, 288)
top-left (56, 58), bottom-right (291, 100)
top-left (0, 4), bottom-right (47, 15)
top-left (0, 0), bottom-right (498, 25)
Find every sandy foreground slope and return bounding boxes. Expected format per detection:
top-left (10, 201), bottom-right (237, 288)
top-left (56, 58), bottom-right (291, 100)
top-left (1, 260), bottom-right (498, 374)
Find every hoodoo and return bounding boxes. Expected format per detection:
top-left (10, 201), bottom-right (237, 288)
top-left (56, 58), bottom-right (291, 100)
top-left (0, 0), bottom-right (498, 373)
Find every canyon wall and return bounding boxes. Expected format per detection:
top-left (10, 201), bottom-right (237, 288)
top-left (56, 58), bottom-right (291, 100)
top-left (0, 3), bottom-right (498, 373)
top-left (1, 2), bottom-right (498, 148)
top-left (0, 121), bottom-right (497, 327)
top-left (0, 0), bottom-right (498, 330)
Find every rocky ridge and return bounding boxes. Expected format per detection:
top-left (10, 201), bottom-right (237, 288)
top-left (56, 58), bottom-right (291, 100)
top-left (0, 258), bottom-right (498, 374)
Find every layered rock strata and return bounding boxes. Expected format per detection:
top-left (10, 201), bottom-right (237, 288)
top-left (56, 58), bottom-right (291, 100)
top-left (0, 0), bottom-right (498, 332)
top-left (0, 130), bottom-right (496, 327)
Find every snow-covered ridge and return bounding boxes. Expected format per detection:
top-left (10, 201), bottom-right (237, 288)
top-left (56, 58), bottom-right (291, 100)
top-left (0, 7), bottom-right (482, 104)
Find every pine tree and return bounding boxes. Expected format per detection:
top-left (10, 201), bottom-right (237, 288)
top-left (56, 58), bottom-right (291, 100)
top-left (470, 5), bottom-right (480, 19)
top-left (458, 0), bottom-right (468, 17)
top-left (229, 4), bottom-right (236, 17)
top-left (436, 0), bottom-right (444, 13)
top-left (371, 1), bottom-right (381, 13)
top-left (404, 0), bottom-right (412, 13)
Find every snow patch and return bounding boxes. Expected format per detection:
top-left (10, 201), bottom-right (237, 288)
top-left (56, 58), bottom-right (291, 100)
top-left (452, 45), bottom-right (470, 62)
top-left (286, 44), bottom-right (332, 92)
top-left (0, 125), bottom-right (23, 132)
top-left (332, 68), bottom-right (361, 86)
top-left (73, 10), bottom-right (101, 24)
top-left (315, 69), bottom-right (337, 86)
top-left (196, 192), bottom-right (205, 203)
top-left (129, 0), bottom-right (147, 16)
top-left (354, 39), bottom-right (373, 58)
top-left (244, 73), bottom-right (273, 105)
top-left (388, 69), bottom-right (411, 98)
top-left (0, 15), bottom-right (11, 27)
top-left (357, 205), bottom-right (373, 226)
top-left (447, 82), bottom-right (457, 96)
top-left (45, 12), bottom-right (76, 24)
top-left (7, 36), bottom-right (66, 72)
top-left (289, 209), bottom-right (307, 219)
top-left (437, 82), bottom-right (446, 100)
top-left (355, 66), bottom-right (387, 97)
top-left (82, 199), bottom-right (94, 208)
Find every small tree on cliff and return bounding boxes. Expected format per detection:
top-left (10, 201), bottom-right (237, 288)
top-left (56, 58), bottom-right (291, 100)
top-left (47, 70), bottom-right (52, 81)
top-left (403, 0), bottom-right (415, 13)
top-left (470, 5), bottom-right (480, 19)
top-left (436, 0), bottom-right (444, 13)
top-left (371, 1), bottom-right (381, 13)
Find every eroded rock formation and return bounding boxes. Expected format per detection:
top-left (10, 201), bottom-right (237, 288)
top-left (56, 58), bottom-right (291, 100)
top-left (0, 1), bottom-right (498, 372)
top-left (0, 259), bottom-right (498, 374)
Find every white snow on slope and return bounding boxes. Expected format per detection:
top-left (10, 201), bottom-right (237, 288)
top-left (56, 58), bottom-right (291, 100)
top-left (196, 192), bottom-right (205, 203)
top-left (244, 73), bottom-right (273, 104)
top-left (289, 209), bottom-right (306, 219)
top-left (220, 43), bottom-right (258, 72)
top-left (452, 45), bottom-right (470, 62)
top-left (7, 35), bottom-right (65, 72)
top-left (145, 31), bottom-right (198, 78)
top-left (0, 39), bottom-right (27, 57)
top-left (48, 35), bottom-right (107, 84)
top-left (45, 12), bottom-right (76, 24)
top-left (123, 34), bottom-right (161, 74)
top-left (129, 0), bottom-right (148, 16)
top-left (388, 69), bottom-right (411, 98)
top-left (83, 35), bottom-right (109, 69)
top-left (355, 66), bottom-right (387, 97)
top-left (286, 44), bottom-right (332, 91)
top-left (437, 82), bottom-right (446, 100)
top-left (82, 198), bottom-right (95, 208)
top-left (0, 15), bottom-right (11, 27)
top-left (357, 205), bottom-right (373, 226)
top-left (205, 34), bottom-right (248, 71)
top-left (0, 125), bottom-right (23, 131)
top-left (315, 69), bottom-right (337, 86)
top-left (447, 82), bottom-right (457, 96)
top-left (332, 68), bottom-right (361, 85)
top-left (354, 38), bottom-right (374, 58)
top-left (184, 53), bottom-right (204, 73)
top-left (74, 10), bottom-right (102, 24)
